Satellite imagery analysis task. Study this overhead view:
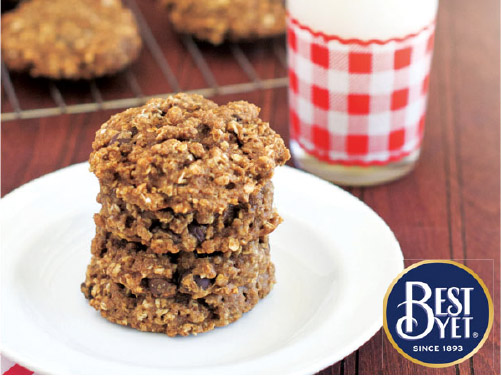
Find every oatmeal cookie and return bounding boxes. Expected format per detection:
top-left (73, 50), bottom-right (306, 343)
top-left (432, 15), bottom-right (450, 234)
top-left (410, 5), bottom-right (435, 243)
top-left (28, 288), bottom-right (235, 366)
top-left (88, 227), bottom-right (272, 298)
top-left (83, 93), bottom-right (288, 336)
top-left (1, 0), bottom-right (142, 79)
top-left (160, 0), bottom-right (285, 44)
top-left (82, 229), bottom-right (275, 336)
top-left (95, 181), bottom-right (280, 254)
top-left (82, 267), bottom-right (274, 336)
top-left (90, 94), bottom-right (290, 216)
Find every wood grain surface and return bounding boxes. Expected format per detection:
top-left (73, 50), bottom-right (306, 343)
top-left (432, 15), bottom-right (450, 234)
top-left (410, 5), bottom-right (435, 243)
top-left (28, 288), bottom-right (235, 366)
top-left (1, 0), bottom-right (499, 374)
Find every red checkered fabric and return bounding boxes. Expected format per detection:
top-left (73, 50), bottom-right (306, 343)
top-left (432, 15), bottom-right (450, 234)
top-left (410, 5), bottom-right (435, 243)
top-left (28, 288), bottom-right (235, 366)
top-left (288, 15), bottom-right (435, 165)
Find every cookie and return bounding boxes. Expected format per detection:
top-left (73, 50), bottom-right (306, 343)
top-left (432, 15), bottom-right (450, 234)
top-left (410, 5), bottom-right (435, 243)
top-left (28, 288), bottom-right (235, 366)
top-left (1, 0), bottom-right (142, 79)
top-left (88, 227), bottom-right (272, 297)
top-left (83, 93), bottom-right (289, 336)
top-left (81, 228), bottom-right (274, 336)
top-left (160, 0), bottom-right (286, 44)
top-left (95, 181), bottom-right (281, 254)
top-left (82, 267), bottom-right (275, 336)
top-left (90, 94), bottom-right (290, 216)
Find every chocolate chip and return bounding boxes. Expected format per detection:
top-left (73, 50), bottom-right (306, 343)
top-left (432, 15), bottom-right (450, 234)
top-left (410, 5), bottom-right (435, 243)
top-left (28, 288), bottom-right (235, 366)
top-left (110, 133), bottom-right (119, 144)
top-left (222, 205), bottom-right (238, 226)
top-left (131, 126), bottom-right (138, 136)
top-left (81, 282), bottom-right (92, 299)
top-left (199, 124), bottom-right (210, 136)
top-left (109, 133), bottom-right (130, 145)
top-left (125, 216), bottom-right (134, 228)
top-left (188, 223), bottom-right (207, 243)
top-left (175, 293), bottom-right (191, 304)
top-left (193, 276), bottom-right (212, 290)
top-left (148, 278), bottom-right (175, 297)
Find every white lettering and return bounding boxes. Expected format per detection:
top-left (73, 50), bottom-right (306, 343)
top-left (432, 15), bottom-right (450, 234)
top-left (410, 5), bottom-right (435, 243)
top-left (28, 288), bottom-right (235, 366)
top-left (435, 288), bottom-right (447, 316)
top-left (413, 345), bottom-right (440, 351)
top-left (451, 317), bottom-right (461, 338)
top-left (434, 316), bottom-right (450, 338)
top-left (447, 287), bottom-right (462, 316)
top-left (393, 282), bottom-right (476, 341)
top-left (461, 288), bottom-right (474, 315)
top-left (396, 282), bottom-right (434, 340)
top-left (463, 317), bottom-right (473, 338)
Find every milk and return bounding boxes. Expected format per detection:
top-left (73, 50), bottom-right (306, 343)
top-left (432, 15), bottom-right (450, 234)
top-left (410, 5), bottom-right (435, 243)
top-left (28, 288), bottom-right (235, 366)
top-left (287, 0), bottom-right (439, 186)
top-left (288, 0), bottom-right (438, 40)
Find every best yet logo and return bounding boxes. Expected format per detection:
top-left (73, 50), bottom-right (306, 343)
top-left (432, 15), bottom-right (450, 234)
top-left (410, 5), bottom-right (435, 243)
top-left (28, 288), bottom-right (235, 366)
top-left (384, 260), bottom-right (493, 367)
top-left (397, 282), bottom-right (473, 340)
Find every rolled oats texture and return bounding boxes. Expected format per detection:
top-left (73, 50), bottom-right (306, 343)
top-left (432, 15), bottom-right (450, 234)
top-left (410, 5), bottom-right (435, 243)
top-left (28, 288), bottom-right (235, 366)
top-left (82, 228), bottom-right (275, 336)
top-left (1, 0), bottom-right (142, 79)
top-left (160, 0), bottom-right (286, 44)
top-left (90, 94), bottom-right (290, 216)
top-left (95, 181), bottom-right (281, 254)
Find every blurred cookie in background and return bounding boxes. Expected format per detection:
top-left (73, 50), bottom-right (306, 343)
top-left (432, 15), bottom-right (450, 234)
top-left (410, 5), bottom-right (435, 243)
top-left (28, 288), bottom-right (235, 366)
top-left (1, 0), bottom-right (142, 79)
top-left (160, 0), bottom-right (285, 45)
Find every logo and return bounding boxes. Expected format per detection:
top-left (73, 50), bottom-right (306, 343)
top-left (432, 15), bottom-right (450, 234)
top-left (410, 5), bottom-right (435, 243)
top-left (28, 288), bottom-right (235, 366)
top-left (383, 260), bottom-right (493, 367)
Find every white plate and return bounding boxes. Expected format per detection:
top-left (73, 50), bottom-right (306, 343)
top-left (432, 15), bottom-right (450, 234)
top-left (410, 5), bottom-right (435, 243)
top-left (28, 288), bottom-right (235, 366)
top-left (1, 163), bottom-right (403, 375)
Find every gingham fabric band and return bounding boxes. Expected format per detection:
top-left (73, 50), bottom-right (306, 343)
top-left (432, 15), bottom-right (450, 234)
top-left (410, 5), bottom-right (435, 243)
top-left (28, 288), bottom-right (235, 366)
top-left (1, 355), bottom-right (34, 375)
top-left (288, 15), bottom-right (435, 165)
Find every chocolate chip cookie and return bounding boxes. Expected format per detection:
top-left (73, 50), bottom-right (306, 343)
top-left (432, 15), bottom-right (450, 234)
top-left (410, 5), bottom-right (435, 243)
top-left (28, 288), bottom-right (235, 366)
top-left (89, 94), bottom-right (289, 216)
top-left (160, 0), bottom-right (286, 44)
top-left (1, 0), bottom-right (142, 79)
top-left (95, 181), bottom-right (281, 254)
top-left (83, 93), bottom-right (289, 336)
top-left (81, 228), bottom-right (274, 336)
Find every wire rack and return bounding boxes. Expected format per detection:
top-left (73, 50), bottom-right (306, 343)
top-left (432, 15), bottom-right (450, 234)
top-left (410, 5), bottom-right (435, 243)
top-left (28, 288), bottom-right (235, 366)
top-left (1, 0), bottom-right (288, 122)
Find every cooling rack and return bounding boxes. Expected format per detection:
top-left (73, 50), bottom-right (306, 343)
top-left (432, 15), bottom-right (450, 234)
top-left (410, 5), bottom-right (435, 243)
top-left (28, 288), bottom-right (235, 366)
top-left (1, 0), bottom-right (288, 122)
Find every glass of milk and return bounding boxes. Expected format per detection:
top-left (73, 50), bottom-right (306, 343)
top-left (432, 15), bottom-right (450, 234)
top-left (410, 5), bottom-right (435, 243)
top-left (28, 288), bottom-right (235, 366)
top-left (287, 0), bottom-right (439, 185)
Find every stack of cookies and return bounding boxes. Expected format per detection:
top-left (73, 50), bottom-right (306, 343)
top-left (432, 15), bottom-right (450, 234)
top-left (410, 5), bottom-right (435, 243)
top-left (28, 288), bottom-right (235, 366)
top-left (81, 93), bottom-right (290, 336)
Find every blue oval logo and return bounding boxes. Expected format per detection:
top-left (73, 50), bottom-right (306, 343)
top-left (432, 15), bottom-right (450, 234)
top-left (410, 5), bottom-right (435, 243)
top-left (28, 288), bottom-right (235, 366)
top-left (384, 260), bottom-right (493, 367)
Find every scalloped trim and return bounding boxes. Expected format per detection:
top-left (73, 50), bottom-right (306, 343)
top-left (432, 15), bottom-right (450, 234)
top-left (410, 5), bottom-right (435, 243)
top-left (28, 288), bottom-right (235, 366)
top-left (287, 12), bottom-right (435, 46)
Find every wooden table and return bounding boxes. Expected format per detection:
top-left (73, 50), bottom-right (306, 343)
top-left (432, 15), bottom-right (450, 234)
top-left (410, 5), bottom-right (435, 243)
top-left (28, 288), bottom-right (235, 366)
top-left (1, 0), bottom-right (499, 374)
